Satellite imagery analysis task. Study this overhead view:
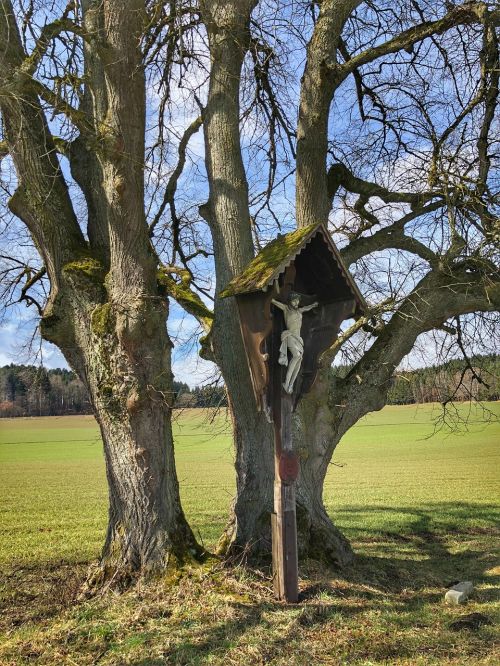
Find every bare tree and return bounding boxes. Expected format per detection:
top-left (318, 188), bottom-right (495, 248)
top-left (1, 0), bottom-right (499, 575)
top-left (191, 0), bottom-right (499, 563)
top-left (0, 0), bottom-right (203, 582)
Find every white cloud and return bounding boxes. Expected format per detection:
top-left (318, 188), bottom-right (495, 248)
top-left (172, 348), bottom-right (217, 388)
top-left (0, 317), bottom-right (69, 369)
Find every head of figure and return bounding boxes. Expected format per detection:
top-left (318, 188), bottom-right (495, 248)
top-left (288, 292), bottom-right (301, 309)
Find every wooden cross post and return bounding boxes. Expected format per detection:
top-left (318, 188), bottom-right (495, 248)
top-left (271, 309), bottom-right (299, 603)
top-left (272, 392), bottom-right (299, 602)
top-left (219, 223), bottom-right (366, 605)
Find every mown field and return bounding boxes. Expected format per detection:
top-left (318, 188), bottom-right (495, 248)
top-left (0, 403), bottom-right (499, 665)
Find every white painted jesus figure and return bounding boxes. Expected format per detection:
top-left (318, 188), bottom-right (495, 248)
top-left (272, 293), bottom-right (318, 394)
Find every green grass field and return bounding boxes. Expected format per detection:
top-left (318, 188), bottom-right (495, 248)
top-left (0, 403), bottom-right (499, 665)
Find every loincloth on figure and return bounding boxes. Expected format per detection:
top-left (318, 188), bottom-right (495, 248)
top-left (278, 330), bottom-right (304, 366)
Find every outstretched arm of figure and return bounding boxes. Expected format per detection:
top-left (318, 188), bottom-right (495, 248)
top-left (271, 299), bottom-right (287, 311)
top-left (299, 302), bottom-right (319, 313)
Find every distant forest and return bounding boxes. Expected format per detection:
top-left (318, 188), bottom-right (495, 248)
top-left (0, 355), bottom-right (498, 418)
top-left (0, 364), bottom-right (226, 417)
top-left (332, 354), bottom-right (499, 406)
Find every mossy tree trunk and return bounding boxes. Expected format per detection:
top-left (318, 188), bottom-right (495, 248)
top-left (0, 0), bottom-right (199, 580)
top-left (43, 264), bottom-right (199, 577)
top-left (291, 0), bottom-right (500, 566)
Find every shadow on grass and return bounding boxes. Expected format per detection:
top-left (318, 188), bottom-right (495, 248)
top-left (336, 500), bottom-right (500, 536)
top-left (0, 562), bottom-right (87, 632)
top-left (130, 502), bottom-right (498, 665)
top-left (129, 598), bottom-right (373, 666)
top-left (336, 501), bottom-right (499, 582)
top-left (315, 501), bottom-right (500, 610)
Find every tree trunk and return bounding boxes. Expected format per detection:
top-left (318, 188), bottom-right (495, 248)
top-left (98, 402), bottom-right (197, 576)
top-left (200, 0), bottom-right (275, 561)
top-left (0, 0), bottom-right (201, 583)
top-left (293, 0), bottom-right (361, 565)
top-left (216, 393), bottom-right (274, 559)
top-left (294, 368), bottom-right (354, 566)
top-left (295, 267), bottom-right (500, 565)
top-left (295, 0), bottom-right (359, 228)
top-left (41, 261), bottom-right (200, 582)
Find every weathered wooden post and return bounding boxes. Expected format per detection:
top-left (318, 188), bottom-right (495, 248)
top-left (221, 223), bottom-right (366, 602)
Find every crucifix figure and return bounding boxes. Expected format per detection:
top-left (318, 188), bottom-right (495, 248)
top-left (272, 293), bottom-right (318, 394)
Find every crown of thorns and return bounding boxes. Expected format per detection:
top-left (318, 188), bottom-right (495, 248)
top-left (288, 292), bottom-right (301, 303)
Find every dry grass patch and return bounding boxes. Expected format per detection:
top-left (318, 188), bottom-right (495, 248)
top-left (1, 529), bottom-right (498, 665)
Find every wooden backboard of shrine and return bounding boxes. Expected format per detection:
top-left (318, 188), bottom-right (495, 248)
top-left (221, 223), bottom-right (366, 412)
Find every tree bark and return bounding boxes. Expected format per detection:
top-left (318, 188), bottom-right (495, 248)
top-left (294, 367), bottom-right (354, 566)
top-left (41, 269), bottom-right (200, 580)
top-left (295, 265), bottom-right (500, 563)
top-left (0, 0), bottom-right (200, 582)
top-left (293, 0), bottom-right (500, 566)
top-left (295, 0), bottom-right (360, 229)
top-left (200, 0), bottom-right (275, 559)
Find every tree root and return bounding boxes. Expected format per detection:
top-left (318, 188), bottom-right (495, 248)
top-left (296, 503), bottom-right (354, 567)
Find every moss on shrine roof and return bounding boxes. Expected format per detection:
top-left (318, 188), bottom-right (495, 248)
top-left (220, 223), bottom-right (320, 298)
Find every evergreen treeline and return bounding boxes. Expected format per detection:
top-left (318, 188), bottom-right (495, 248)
top-left (1, 355), bottom-right (497, 418)
top-left (0, 365), bottom-right (91, 417)
top-left (175, 384), bottom-right (228, 409)
top-left (332, 354), bottom-right (499, 405)
top-left (0, 365), bottom-right (227, 417)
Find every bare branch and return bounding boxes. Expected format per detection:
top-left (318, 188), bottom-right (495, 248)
top-left (477, 20), bottom-right (499, 201)
top-left (0, 0), bottom-right (86, 279)
top-left (327, 298), bottom-right (395, 360)
top-left (340, 202), bottom-right (445, 266)
top-left (342, 3), bottom-right (494, 75)
top-left (149, 115), bottom-right (202, 238)
top-left (333, 264), bottom-right (500, 437)
top-left (18, 265), bottom-right (46, 315)
top-left (0, 139), bottom-right (8, 159)
top-left (328, 161), bottom-right (434, 205)
top-left (28, 77), bottom-right (93, 137)
top-left (20, 11), bottom-right (84, 77)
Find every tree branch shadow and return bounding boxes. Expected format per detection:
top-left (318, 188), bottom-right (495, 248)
top-left (130, 501), bottom-right (498, 665)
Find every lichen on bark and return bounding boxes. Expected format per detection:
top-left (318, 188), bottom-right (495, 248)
top-left (91, 303), bottom-right (114, 337)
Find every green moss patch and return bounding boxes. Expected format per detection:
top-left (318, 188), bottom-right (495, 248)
top-left (62, 256), bottom-right (106, 300)
top-left (157, 268), bottom-right (213, 328)
top-left (220, 224), bottom-right (319, 298)
top-left (62, 256), bottom-right (105, 281)
top-left (91, 303), bottom-right (114, 337)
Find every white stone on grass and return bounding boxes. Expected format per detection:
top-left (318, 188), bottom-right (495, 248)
top-left (445, 581), bottom-right (474, 605)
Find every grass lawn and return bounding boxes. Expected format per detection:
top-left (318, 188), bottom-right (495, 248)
top-left (0, 403), bottom-right (499, 665)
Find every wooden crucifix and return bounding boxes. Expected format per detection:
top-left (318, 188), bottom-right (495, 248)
top-left (221, 223), bottom-right (366, 603)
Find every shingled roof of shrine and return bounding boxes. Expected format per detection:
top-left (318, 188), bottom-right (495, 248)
top-left (220, 223), bottom-right (366, 313)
